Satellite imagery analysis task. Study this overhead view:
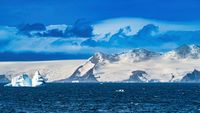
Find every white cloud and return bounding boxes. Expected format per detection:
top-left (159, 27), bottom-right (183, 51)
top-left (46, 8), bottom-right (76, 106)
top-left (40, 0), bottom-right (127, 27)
top-left (1, 17), bottom-right (200, 54)
top-left (93, 17), bottom-right (200, 36)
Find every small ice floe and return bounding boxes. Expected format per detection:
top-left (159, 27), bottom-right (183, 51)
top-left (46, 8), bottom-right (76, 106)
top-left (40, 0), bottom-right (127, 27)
top-left (115, 89), bottom-right (125, 93)
top-left (71, 80), bottom-right (79, 83)
top-left (134, 103), bottom-right (139, 106)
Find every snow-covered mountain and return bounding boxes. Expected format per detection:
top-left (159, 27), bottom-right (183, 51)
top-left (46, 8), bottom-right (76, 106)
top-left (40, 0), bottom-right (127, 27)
top-left (0, 60), bottom-right (85, 82)
top-left (61, 44), bottom-right (200, 83)
top-left (1, 44), bottom-right (200, 83)
top-left (116, 49), bottom-right (160, 62)
top-left (60, 49), bottom-right (160, 82)
top-left (164, 44), bottom-right (200, 59)
top-left (59, 52), bottom-right (107, 82)
top-left (124, 70), bottom-right (149, 83)
top-left (181, 69), bottom-right (200, 82)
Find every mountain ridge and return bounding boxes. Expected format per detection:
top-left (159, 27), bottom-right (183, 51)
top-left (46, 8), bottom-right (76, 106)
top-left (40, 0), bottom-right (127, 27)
top-left (60, 44), bottom-right (200, 83)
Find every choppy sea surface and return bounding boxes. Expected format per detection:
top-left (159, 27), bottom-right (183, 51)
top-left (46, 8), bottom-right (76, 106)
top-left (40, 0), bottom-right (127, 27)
top-left (0, 83), bottom-right (200, 113)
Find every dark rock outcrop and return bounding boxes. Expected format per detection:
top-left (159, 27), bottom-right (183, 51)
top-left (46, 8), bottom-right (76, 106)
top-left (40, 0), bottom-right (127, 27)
top-left (60, 66), bottom-right (98, 83)
top-left (124, 70), bottom-right (148, 83)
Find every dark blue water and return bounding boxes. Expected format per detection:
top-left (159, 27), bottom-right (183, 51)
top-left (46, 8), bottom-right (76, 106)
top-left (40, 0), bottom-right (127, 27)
top-left (1, 83), bottom-right (200, 113)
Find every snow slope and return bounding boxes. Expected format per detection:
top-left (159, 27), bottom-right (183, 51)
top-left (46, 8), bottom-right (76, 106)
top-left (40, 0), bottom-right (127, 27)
top-left (0, 60), bottom-right (85, 82)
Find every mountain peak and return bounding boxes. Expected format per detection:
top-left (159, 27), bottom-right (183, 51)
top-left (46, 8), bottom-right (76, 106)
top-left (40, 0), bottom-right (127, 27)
top-left (89, 52), bottom-right (109, 64)
top-left (118, 48), bottom-right (159, 62)
top-left (164, 44), bottom-right (200, 59)
top-left (181, 69), bottom-right (200, 82)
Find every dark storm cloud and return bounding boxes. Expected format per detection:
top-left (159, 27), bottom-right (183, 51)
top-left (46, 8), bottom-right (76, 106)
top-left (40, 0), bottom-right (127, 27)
top-left (18, 20), bottom-right (94, 38)
top-left (136, 24), bottom-right (159, 37)
top-left (64, 20), bottom-right (94, 37)
top-left (17, 23), bottom-right (46, 32)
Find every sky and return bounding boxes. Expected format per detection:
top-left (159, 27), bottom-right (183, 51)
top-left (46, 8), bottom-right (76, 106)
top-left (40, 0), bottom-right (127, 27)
top-left (0, 0), bottom-right (200, 26)
top-left (0, 0), bottom-right (200, 61)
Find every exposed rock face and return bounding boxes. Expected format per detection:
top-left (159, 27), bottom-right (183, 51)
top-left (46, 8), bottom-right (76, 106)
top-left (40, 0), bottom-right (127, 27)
top-left (60, 66), bottom-right (97, 83)
top-left (0, 75), bottom-right (10, 83)
top-left (169, 73), bottom-right (175, 82)
top-left (59, 52), bottom-right (107, 83)
top-left (125, 70), bottom-right (149, 83)
top-left (181, 69), bottom-right (200, 82)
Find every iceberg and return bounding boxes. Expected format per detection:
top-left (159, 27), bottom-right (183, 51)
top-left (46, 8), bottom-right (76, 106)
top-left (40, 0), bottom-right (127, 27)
top-left (32, 71), bottom-right (47, 87)
top-left (5, 74), bottom-right (32, 87)
top-left (4, 71), bottom-right (47, 87)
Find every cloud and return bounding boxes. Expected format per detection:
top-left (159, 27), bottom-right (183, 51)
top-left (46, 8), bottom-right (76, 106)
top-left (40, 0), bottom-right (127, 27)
top-left (18, 20), bottom-right (94, 38)
top-left (64, 19), bottom-right (94, 37)
top-left (1, 19), bottom-right (200, 60)
top-left (37, 29), bottom-right (64, 37)
top-left (17, 23), bottom-right (46, 36)
top-left (136, 24), bottom-right (159, 37)
top-left (0, 26), bottom-right (91, 54)
top-left (81, 24), bottom-right (200, 51)
top-left (0, 26), bottom-right (18, 49)
top-left (93, 18), bottom-right (200, 37)
top-left (81, 24), bottom-right (159, 48)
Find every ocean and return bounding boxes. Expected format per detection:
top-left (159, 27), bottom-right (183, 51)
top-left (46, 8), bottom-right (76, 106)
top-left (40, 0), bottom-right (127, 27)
top-left (0, 83), bottom-right (200, 113)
